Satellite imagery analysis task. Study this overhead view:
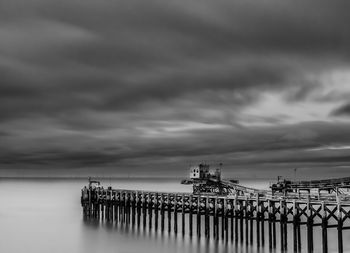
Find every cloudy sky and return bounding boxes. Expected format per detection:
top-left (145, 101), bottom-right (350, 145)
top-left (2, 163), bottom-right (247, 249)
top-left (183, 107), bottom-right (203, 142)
top-left (1, 0), bottom-right (350, 178)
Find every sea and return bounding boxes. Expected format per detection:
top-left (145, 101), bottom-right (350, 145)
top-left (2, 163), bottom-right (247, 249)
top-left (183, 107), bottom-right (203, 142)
top-left (0, 178), bottom-right (348, 253)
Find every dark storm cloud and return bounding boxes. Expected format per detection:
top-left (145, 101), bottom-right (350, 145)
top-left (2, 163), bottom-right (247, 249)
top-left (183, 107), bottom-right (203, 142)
top-left (1, 0), bottom-right (350, 177)
top-left (331, 103), bottom-right (350, 117)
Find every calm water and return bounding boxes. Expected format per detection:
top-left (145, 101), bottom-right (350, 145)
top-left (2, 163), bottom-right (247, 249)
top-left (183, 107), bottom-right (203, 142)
top-left (0, 178), bottom-right (349, 253)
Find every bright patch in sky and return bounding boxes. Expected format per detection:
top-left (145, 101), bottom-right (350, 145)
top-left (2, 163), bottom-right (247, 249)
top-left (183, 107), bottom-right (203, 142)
top-left (137, 121), bottom-right (229, 138)
top-left (241, 92), bottom-right (331, 125)
top-left (240, 70), bottom-right (350, 126)
top-left (307, 145), bottom-right (350, 151)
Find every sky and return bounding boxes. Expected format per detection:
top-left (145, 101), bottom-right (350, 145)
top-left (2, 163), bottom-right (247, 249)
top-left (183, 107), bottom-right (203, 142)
top-left (1, 0), bottom-right (350, 179)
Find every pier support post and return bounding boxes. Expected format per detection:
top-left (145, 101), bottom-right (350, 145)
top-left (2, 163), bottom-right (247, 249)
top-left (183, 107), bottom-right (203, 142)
top-left (148, 193), bottom-right (152, 230)
top-left (307, 198), bottom-right (314, 253)
top-left (121, 192), bottom-right (125, 224)
top-left (282, 200), bottom-right (288, 251)
top-left (230, 199), bottom-right (234, 241)
top-left (279, 200), bottom-right (284, 252)
top-left (137, 192), bottom-right (141, 228)
top-left (167, 194), bottom-right (171, 234)
top-left (257, 196), bottom-right (261, 247)
top-left (337, 202), bottom-right (343, 253)
top-left (182, 194), bottom-right (186, 236)
top-left (189, 195), bottom-right (193, 237)
top-left (132, 192), bottom-right (137, 227)
top-left (221, 199), bottom-right (225, 240)
top-left (250, 200), bottom-right (254, 245)
top-left (234, 196), bottom-right (239, 243)
top-left (205, 196), bottom-right (209, 238)
top-left (126, 192), bottom-right (131, 224)
top-left (321, 201), bottom-right (328, 253)
top-left (142, 193), bottom-right (147, 229)
top-left (101, 194), bottom-right (104, 221)
top-left (293, 200), bottom-right (299, 253)
top-left (261, 200), bottom-right (265, 247)
top-left (174, 194), bottom-right (178, 234)
top-left (131, 192), bottom-right (135, 226)
top-left (268, 200), bottom-right (272, 249)
top-left (244, 198), bottom-right (248, 245)
top-left (197, 197), bottom-right (201, 237)
top-left (161, 194), bottom-right (165, 232)
top-left (155, 193), bottom-right (159, 231)
top-left (108, 191), bottom-right (112, 223)
top-left (214, 197), bottom-right (218, 240)
top-left (224, 199), bottom-right (229, 242)
top-left (240, 200), bottom-right (244, 244)
top-left (272, 201), bottom-right (276, 248)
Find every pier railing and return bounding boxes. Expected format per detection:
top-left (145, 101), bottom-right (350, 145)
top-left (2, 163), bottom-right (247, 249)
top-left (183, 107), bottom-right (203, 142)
top-left (81, 187), bottom-right (350, 253)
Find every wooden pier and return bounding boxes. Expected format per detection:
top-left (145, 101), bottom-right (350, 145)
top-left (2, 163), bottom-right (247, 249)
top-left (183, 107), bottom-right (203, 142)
top-left (81, 184), bottom-right (350, 253)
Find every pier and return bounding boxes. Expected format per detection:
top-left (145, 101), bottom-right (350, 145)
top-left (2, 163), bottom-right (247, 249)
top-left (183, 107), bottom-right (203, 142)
top-left (81, 183), bottom-right (350, 253)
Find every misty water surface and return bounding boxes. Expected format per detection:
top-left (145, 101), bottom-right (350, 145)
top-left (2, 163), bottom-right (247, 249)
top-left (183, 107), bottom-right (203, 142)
top-left (0, 178), bottom-right (349, 253)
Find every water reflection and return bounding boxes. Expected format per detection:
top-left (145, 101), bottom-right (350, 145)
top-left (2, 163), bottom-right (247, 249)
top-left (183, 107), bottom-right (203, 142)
top-left (81, 217), bottom-right (266, 253)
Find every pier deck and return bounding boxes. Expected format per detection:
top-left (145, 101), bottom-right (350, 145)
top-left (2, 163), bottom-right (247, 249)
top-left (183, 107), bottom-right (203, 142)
top-left (81, 186), bottom-right (350, 253)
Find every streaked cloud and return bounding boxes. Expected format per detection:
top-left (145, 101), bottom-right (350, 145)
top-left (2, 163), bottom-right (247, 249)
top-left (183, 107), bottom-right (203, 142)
top-left (1, 0), bottom-right (350, 178)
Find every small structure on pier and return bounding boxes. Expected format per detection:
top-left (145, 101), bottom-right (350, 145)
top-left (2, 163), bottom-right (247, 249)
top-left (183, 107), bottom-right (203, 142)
top-left (189, 163), bottom-right (227, 195)
top-left (182, 163), bottom-right (262, 196)
top-left (190, 163), bottom-right (221, 181)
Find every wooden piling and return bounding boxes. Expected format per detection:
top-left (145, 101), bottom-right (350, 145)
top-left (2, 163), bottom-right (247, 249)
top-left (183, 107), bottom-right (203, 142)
top-left (189, 195), bottom-right (193, 237)
top-left (240, 200), bottom-right (244, 244)
top-left (279, 200), bottom-right (285, 252)
top-left (133, 192), bottom-right (137, 226)
top-left (337, 202), bottom-right (343, 253)
top-left (205, 196), bottom-right (209, 238)
top-left (131, 192), bottom-right (136, 226)
top-left (161, 194), bottom-right (165, 232)
top-left (321, 201), bottom-right (328, 253)
top-left (197, 197), bottom-right (201, 237)
top-left (142, 193), bottom-right (147, 229)
top-left (257, 196), bottom-right (261, 247)
top-left (297, 215), bottom-right (301, 253)
top-left (307, 198), bottom-right (313, 253)
top-left (234, 196), bottom-right (239, 243)
top-left (250, 202), bottom-right (254, 245)
top-left (221, 199), bottom-right (225, 240)
top-left (293, 200), bottom-right (298, 253)
top-left (137, 192), bottom-right (141, 228)
top-left (182, 194), bottom-right (185, 236)
top-left (167, 194), bottom-right (171, 234)
top-left (148, 193), bottom-right (152, 230)
top-left (214, 197), bottom-right (218, 240)
top-left (245, 198), bottom-right (249, 245)
top-left (230, 199), bottom-right (234, 241)
top-left (174, 194), bottom-right (178, 234)
top-left (261, 201), bottom-right (265, 247)
top-left (282, 200), bottom-right (288, 251)
top-left (101, 191), bottom-right (105, 221)
top-left (268, 200), bottom-right (272, 249)
top-left (224, 199), bottom-right (229, 242)
top-left (154, 193), bottom-right (159, 231)
top-left (126, 192), bottom-right (131, 224)
top-left (272, 202), bottom-right (276, 248)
